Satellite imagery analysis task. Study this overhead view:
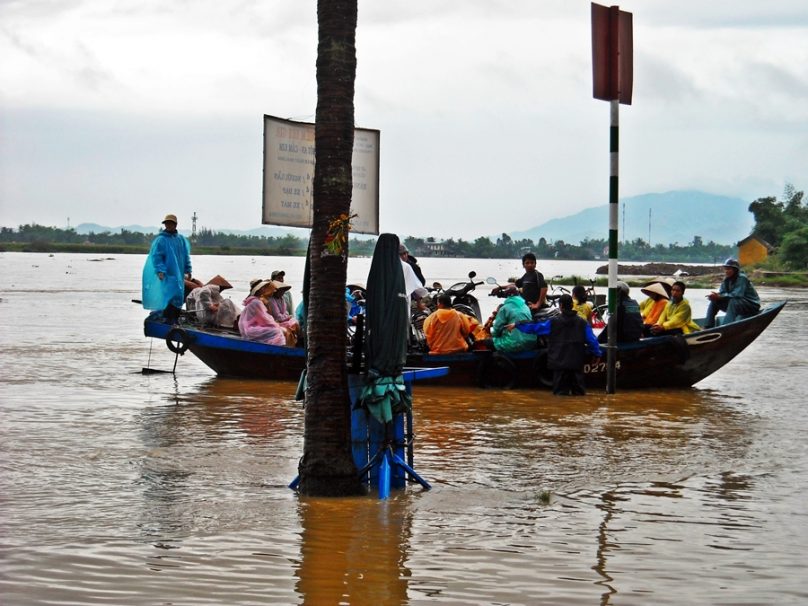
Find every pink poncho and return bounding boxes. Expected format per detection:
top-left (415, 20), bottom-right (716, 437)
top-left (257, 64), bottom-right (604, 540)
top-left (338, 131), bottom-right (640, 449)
top-left (238, 296), bottom-right (286, 346)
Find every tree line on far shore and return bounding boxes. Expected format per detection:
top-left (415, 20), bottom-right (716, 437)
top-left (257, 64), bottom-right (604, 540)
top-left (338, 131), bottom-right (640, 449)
top-left (2, 184), bottom-right (805, 267)
top-left (0, 223), bottom-right (734, 262)
top-left (747, 184), bottom-right (808, 269)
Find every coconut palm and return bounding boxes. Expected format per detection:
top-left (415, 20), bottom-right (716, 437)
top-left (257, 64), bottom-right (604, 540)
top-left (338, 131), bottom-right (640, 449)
top-left (296, 0), bottom-right (364, 496)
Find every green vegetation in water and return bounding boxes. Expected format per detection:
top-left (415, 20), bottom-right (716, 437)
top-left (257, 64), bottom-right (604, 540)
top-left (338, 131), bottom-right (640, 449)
top-left (536, 490), bottom-right (552, 505)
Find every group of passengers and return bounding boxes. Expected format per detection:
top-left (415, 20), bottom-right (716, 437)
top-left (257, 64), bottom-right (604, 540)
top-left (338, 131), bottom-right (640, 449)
top-left (143, 214), bottom-right (761, 376)
top-left (184, 271), bottom-right (300, 347)
top-left (240, 272), bottom-right (300, 346)
top-left (418, 252), bottom-right (761, 396)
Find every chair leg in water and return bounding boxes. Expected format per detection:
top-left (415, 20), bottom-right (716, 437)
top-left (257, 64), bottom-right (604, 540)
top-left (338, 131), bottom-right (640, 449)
top-left (378, 452), bottom-right (391, 500)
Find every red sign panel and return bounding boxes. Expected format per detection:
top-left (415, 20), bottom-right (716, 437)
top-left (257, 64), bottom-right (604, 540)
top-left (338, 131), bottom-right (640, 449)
top-left (591, 3), bottom-right (633, 105)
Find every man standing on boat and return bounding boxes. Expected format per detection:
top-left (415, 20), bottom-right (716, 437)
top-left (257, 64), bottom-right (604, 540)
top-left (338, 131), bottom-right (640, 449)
top-left (704, 258), bottom-right (761, 328)
top-left (141, 213), bottom-right (192, 324)
top-left (515, 252), bottom-right (548, 313)
top-left (399, 244), bottom-right (426, 286)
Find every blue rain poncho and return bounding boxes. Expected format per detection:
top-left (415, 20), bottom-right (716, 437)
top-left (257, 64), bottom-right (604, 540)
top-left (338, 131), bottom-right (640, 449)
top-left (141, 231), bottom-right (192, 311)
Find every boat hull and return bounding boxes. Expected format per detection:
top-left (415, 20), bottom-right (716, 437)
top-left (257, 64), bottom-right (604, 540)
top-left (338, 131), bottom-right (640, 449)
top-left (144, 302), bottom-right (785, 388)
top-left (145, 318), bottom-right (306, 381)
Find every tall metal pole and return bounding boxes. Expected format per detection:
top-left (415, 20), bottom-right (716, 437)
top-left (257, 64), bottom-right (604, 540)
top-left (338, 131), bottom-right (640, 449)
top-left (606, 99), bottom-right (619, 394)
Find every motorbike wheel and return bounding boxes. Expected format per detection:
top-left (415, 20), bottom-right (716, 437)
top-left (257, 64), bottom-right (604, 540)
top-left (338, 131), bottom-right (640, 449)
top-left (477, 352), bottom-right (517, 389)
top-left (532, 349), bottom-right (554, 389)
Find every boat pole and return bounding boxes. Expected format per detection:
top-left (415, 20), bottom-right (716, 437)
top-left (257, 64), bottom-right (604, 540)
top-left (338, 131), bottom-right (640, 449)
top-left (606, 98), bottom-right (619, 394)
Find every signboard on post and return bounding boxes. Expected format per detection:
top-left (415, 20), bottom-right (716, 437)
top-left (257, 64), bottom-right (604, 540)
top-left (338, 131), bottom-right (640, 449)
top-left (591, 3), bottom-right (633, 104)
top-left (591, 3), bottom-right (633, 394)
top-left (262, 115), bottom-right (380, 235)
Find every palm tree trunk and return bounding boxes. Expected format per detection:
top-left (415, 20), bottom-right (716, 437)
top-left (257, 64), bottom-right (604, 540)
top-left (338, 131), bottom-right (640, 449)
top-left (297, 0), bottom-right (364, 496)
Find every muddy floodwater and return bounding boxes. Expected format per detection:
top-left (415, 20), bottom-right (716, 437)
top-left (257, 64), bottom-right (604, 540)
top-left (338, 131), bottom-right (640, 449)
top-left (1, 253), bottom-right (807, 605)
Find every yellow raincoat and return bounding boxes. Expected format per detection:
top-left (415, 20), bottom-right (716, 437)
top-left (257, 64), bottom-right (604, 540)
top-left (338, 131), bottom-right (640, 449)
top-left (640, 297), bottom-right (668, 326)
top-left (657, 298), bottom-right (700, 334)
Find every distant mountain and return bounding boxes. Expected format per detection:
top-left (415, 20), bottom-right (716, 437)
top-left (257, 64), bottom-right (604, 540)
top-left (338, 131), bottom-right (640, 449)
top-left (508, 191), bottom-right (754, 246)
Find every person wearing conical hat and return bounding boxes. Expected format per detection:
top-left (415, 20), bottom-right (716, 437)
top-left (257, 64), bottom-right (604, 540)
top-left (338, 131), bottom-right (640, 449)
top-left (639, 281), bottom-right (670, 335)
top-left (185, 275), bottom-right (240, 328)
top-left (238, 280), bottom-right (286, 346)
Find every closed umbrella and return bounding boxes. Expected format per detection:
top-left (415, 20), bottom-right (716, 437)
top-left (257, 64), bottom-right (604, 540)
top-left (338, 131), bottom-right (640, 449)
top-left (358, 233), bottom-right (411, 423)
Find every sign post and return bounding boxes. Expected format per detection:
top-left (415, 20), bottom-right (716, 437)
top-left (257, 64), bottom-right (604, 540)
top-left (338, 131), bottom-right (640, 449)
top-left (591, 3), bottom-right (633, 394)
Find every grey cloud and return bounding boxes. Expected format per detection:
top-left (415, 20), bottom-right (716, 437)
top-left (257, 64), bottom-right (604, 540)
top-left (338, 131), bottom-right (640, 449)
top-left (638, 1), bottom-right (808, 29)
top-left (635, 55), bottom-right (700, 103)
top-left (71, 42), bottom-right (118, 92)
top-left (1, 27), bottom-right (44, 59)
top-left (742, 61), bottom-right (808, 98)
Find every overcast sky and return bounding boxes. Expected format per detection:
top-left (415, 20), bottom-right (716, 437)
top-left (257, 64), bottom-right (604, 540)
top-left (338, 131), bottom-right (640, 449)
top-left (1, 0), bottom-right (806, 239)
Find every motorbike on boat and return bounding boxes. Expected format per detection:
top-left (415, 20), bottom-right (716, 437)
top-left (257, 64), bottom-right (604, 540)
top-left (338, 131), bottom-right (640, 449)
top-left (485, 276), bottom-right (561, 322)
top-left (409, 271), bottom-right (485, 352)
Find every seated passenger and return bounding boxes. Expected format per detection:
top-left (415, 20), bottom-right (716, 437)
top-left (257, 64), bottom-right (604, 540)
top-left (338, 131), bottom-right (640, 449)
top-left (422, 294), bottom-right (479, 354)
top-left (411, 287), bottom-right (431, 330)
top-left (184, 277), bottom-right (204, 300)
top-left (345, 287), bottom-right (363, 323)
top-left (264, 280), bottom-right (300, 345)
top-left (639, 281), bottom-right (670, 336)
top-left (238, 280), bottom-right (287, 346)
top-left (185, 275), bottom-right (241, 328)
top-left (295, 299), bottom-right (306, 335)
top-left (571, 285), bottom-right (594, 326)
top-left (271, 270), bottom-right (295, 315)
top-left (705, 258), bottom-right (761, 327)
top-left (650, 280), bottom-right (701, 335)
top-left (597, 281), bottom-right (643, 344)
top-left (491, 287), bottom-right (537, 352)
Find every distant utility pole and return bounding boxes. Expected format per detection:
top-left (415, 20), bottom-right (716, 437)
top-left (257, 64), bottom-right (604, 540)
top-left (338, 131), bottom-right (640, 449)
top-left (622, 202), bottom-right (625, 241)
top-left (67, 217), bottom-right (70, 230)
top-left (648, 208), bottom-right (651, 246)
top-left (191, 212), bottom-right (198, 242)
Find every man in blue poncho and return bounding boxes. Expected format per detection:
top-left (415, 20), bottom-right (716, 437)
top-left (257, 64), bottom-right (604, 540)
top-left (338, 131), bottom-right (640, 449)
top-left (142, 213), bottom-right (192, 323)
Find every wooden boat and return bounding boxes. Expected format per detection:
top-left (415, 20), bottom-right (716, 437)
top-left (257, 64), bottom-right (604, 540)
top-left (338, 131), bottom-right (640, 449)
top-left (144, 302), bottom-right (785, 389)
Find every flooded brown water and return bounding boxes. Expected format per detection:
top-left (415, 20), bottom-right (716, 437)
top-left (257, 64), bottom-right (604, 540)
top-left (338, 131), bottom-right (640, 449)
top-left (2, 253), bottom-right (807, 605)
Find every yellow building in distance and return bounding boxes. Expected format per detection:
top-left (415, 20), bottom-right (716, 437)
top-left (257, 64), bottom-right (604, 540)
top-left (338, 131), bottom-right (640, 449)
top-left (737, 234), bottom-right (774, 266)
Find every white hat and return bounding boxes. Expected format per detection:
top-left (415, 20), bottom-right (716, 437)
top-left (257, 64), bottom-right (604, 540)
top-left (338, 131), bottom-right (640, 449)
top-left (249, 279), bottom-right (272, 297)
top-left (640, 282), bottom-right (670, 300)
